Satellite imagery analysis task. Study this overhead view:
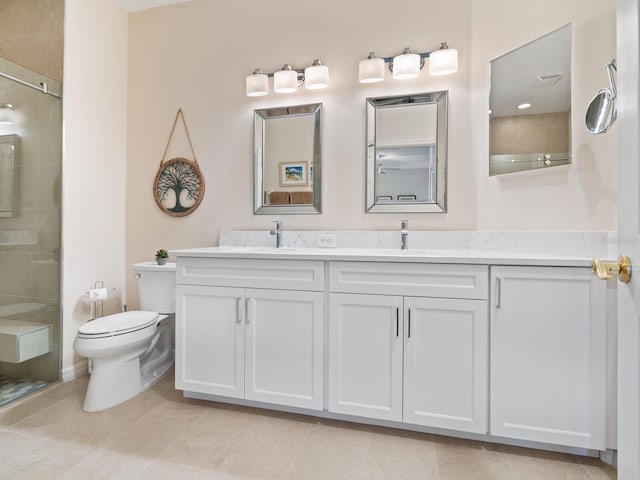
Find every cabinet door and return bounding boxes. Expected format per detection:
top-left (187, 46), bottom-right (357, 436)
top-left (175, 285), bottom-right (244, 398)
top-left (403, 297), bottom-right (488, 433)
top-left (329, 293), bottom-right (403, 421)
top-left (490, 266), bottom-right (607, 449)
top-left (244, 289), bottom-right (324, 410)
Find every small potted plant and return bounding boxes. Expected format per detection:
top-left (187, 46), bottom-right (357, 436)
top-left (155, 249), bottom-right (169, 265)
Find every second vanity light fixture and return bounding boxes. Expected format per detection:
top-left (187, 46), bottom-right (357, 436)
top-left (246, 60), bottom-right (329, 97)
top-left (359, 42), bottom-right (458, 83)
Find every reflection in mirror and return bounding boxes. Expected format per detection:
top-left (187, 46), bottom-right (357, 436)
top-left (0, 134), bottom-right (18, 218)
top-left (254, 103), bottom-right (321, 214)
top-left (489, 24), bottom-right (571, 176)
top-left (366, 92), bottom-right (447, 213)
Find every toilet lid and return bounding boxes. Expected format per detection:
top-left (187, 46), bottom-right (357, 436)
top-left (78, 311), bottom-right (159, 336)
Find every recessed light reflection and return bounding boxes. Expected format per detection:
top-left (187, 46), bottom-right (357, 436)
top-left (517, 103), bottom-right (531, 109)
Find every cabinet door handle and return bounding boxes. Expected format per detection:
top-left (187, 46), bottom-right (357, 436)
top-left (236, 296), bottom-right (243, 323)
top-left (407, 308), bottom-right (411, 338)
top-left (246, 297), bottom-right (254, 324)
top-left (495, 278), bottom-right (501, 309)
top-left (396, 308), bottom-right (399, 337)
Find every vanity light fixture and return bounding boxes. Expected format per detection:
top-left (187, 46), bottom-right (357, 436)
top-left (245, 59), bottom-right (330, 96)
top-left (0, 103), bottom-right (14, 125)
top-left (358, 42), bottom-right (458, 83)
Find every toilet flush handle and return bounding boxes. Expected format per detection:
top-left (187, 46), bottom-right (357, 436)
top-left (136, 273), bottom-right (142, 279)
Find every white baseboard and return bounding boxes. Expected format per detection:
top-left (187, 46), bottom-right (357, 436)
top-left (60, 361), bottom-right (88, 382)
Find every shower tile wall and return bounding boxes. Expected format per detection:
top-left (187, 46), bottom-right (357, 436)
top-left (0, 0), bottom-right (64, 82)
top-left (0, 0), bottom-right (63, 383)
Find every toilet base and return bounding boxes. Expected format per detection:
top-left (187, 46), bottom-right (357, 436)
top-left (81, 318), bottom-right (174, 412)
top-left (83, 352), bottom-right (144, 412)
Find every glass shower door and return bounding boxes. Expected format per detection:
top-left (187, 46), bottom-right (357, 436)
top-left (0, 57), bottom-right (62, 406)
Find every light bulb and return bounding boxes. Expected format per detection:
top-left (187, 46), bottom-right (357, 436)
top-left (359, 52), bottom-right (385, 83)
top-left (429, 43), bottom-right (458, 76)
top-left (305, 60), bottom-right (329, 90)
top-left (393, 48), bottom-right (421, 80)
top-left (245, 69), bottom-right (268, 97)
top-left (274, 65), bottom-right (298, 93)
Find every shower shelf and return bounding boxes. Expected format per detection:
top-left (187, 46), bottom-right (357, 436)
top-left (0, 319), bottom-right (50, 363)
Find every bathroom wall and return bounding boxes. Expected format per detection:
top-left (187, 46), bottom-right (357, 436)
top-left (0, 0), bottom-right (64, 81)
top-left (471, 0), bottom-right (616, 230)
top-left (123, 0), bottom-right (615, 308)
top-left (61, 0), bottom-right (128, 374)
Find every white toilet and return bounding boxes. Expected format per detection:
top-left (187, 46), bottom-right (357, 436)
top-left (73, 262), bottom-right (176, 412)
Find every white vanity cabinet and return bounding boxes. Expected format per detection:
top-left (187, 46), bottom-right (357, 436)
top-left (328, 262), bottom-right (489, 433)
top-left (172, 249), bottom-right (612, 453)
top-left (175, 258), bottom-right (324, 410)
top-left (490, 266), bottom-right (607, 450)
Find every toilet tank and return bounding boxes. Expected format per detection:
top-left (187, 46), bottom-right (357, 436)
top-left (132, 262), bottom-right (176, 314)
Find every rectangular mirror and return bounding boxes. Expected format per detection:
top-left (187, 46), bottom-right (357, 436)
top-left (254, 103), bottom-right (322, 214)
top-left (366, 92), bottom-right (448, 213)
top-left (0, 134), bottom-right (18, 218)
top-left (489, 24), bottom-right (572, 176)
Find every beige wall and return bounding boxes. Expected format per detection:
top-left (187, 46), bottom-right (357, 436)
top-left (125, 0), bottom-right (615, 308)
top-left (61, 0), bottom-right (128, 372)
top-left (0, 0), bottom-right (64, 81)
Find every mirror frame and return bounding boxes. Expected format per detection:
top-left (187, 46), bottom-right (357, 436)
top-left (253, 103), bottom-right (322, 215)
top-left (366, 91), bottom-right (448, 213)
top-left (0, 134), bottom-right (18, 218)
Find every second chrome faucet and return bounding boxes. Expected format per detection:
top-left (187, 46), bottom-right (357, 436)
top-left (270, 220), bottom-right (283, 248)
top-left (401, 220), bottom-right (409, 250)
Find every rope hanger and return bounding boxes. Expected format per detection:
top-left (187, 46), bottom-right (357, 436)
top-left (160, 108), bottom-right (198, 165)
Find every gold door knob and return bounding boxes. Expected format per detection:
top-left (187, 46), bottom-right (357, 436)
top-left (591, 255), bottom-right (632, 283)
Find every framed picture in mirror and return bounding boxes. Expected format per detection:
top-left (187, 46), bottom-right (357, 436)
top-left (279, 162), bottom-right (308, 187)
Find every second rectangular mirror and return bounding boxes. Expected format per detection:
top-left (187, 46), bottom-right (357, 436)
top-left (366, 92), bottom-right (448, 213)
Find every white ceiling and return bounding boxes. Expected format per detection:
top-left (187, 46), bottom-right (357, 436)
top-left (490, 25), bottom-right (571, 117)
top-left (112, 0), bottom-right (191, 13)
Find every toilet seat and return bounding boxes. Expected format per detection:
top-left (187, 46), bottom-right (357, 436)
top-left (78, 311), bottom-right (159, 339)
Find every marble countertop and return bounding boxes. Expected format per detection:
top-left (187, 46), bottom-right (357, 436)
top-left (170, 246), bottom-right (596, 267)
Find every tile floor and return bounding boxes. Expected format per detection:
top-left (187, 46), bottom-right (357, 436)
top-left (0, 371), bottom-right (617, 480)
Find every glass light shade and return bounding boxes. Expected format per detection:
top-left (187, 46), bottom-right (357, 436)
top-left (0, 104), bottom-right (14, 125)
top-left (429, 48), bottom-right (458, 76)
top-left (359, 57), bottom-right (385, 83)
top-left (274, 68), bottom-right (298, 93)
top-left (393, 52), bottom-right (421, 79)
top-left (245, 72), bottom-right (268, 97)
top-left (304, 63), bottom-right (329, 90)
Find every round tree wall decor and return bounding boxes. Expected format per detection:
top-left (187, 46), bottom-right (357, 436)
top-left (154, 109), bottom-right (205, 217)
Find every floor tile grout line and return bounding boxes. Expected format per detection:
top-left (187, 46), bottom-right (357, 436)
top-left (283, 417), bottom-right (316, 480)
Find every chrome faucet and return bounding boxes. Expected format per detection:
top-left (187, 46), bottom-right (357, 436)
top-left (270, 220), bottom-right (283, 248)
top-left (401, 219), bottom-right (409, 250)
